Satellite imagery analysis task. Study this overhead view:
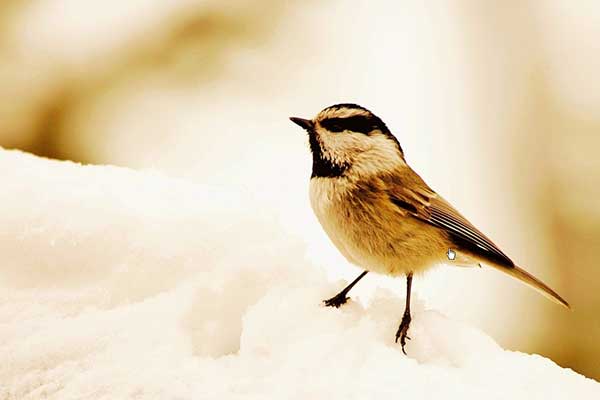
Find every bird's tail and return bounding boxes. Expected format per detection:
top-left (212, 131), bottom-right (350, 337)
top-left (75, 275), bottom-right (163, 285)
top-left (488, 263), bottom-right (570, 309)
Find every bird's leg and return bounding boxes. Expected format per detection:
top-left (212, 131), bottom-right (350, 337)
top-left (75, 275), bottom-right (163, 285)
top-left (323, 270), bottom-right (368, 308)
top-left (395, 272), bottom-right (413, 355)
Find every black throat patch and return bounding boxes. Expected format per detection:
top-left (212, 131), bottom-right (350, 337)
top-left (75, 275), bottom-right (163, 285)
top-left (308, 130), bottom-right (349, 178)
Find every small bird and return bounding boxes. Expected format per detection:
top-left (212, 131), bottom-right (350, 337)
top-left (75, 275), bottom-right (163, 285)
top-left (290, 103), bottom-right (569, 354)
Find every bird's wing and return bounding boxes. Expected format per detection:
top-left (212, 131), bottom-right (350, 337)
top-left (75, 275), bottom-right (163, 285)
top-left (383, 167), bottom-right (570, 309)
top-left (385, 169), bottom-right (514, 267)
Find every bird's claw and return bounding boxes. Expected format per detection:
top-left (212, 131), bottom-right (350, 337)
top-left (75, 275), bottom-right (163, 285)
top-left (395, 312), bottom-right (412, 355)
top-left (323, 293), bottom-right (349, 308)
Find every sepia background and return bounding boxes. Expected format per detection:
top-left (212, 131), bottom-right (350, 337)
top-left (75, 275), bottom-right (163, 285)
top-left (0, 0), bottom-right (598, 380)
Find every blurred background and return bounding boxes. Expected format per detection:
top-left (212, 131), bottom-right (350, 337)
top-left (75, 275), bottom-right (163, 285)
top-left (0, 0), bottom-right (598, 380)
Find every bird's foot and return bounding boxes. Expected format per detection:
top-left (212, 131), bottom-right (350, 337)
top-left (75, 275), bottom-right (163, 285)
top-left (395, 311), bottom-right (412, 355)
top-left (323, 292), bottom-right (349, 308)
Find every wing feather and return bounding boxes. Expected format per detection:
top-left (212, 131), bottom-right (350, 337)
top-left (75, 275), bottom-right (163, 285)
top-left (386, 170), bottom-right (514, 267)
top-left (383, 167), bottom-right (569, 308)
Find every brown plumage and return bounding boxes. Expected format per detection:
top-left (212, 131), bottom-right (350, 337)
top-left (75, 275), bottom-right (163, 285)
top-left (384, 166), bottom-right (569, 308)
top-left (291, 103), bottom-right (569, 353)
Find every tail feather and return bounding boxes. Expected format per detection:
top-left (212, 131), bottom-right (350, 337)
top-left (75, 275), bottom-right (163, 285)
top-left (489, 263), bottom-right (570, 309)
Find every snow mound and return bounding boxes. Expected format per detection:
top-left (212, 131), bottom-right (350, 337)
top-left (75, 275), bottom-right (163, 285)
top-left (0, 149), bottom-right (597, 399)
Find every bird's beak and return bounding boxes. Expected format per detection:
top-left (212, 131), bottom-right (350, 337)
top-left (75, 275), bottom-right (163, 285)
top-left (289, 117), bottom-right (314, 130)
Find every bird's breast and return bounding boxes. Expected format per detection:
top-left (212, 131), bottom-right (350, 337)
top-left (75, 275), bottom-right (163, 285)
top-left (309, 177), bottom-right (363, 266)
top-left (309, 177), bottom-right (444, 275)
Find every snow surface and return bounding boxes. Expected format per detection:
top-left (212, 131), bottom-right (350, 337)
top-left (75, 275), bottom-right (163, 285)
top-left (0, 148), bottom-right (597, 399)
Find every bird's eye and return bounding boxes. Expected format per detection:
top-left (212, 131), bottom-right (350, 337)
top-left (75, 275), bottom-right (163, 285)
top-left (321, 116), bottom-right (376, 134)
top-left (322, 120), bottom-right (344, 132)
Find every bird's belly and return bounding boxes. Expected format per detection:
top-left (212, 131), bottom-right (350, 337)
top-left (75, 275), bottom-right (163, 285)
top-left (309, 179), bottom-right (445, 276)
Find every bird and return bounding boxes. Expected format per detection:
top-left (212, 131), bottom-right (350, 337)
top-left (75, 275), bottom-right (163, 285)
top-left (290, 103), bottom-right (569, 354)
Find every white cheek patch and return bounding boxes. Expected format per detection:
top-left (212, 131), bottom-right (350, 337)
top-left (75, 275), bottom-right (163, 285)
top-left (316, 130), bottom-right (404, 177)
top-left (351, 133), bottom-right (405, 176)
top-left (317, 130), bottom-right (367, 165)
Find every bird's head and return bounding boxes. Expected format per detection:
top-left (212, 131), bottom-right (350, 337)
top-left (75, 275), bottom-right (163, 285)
top-left (290, 103), bottom-right (404, 179)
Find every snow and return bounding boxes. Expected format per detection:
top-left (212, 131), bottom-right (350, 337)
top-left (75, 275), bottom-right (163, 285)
top-left (0, 148), bottom-right (597, 399)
